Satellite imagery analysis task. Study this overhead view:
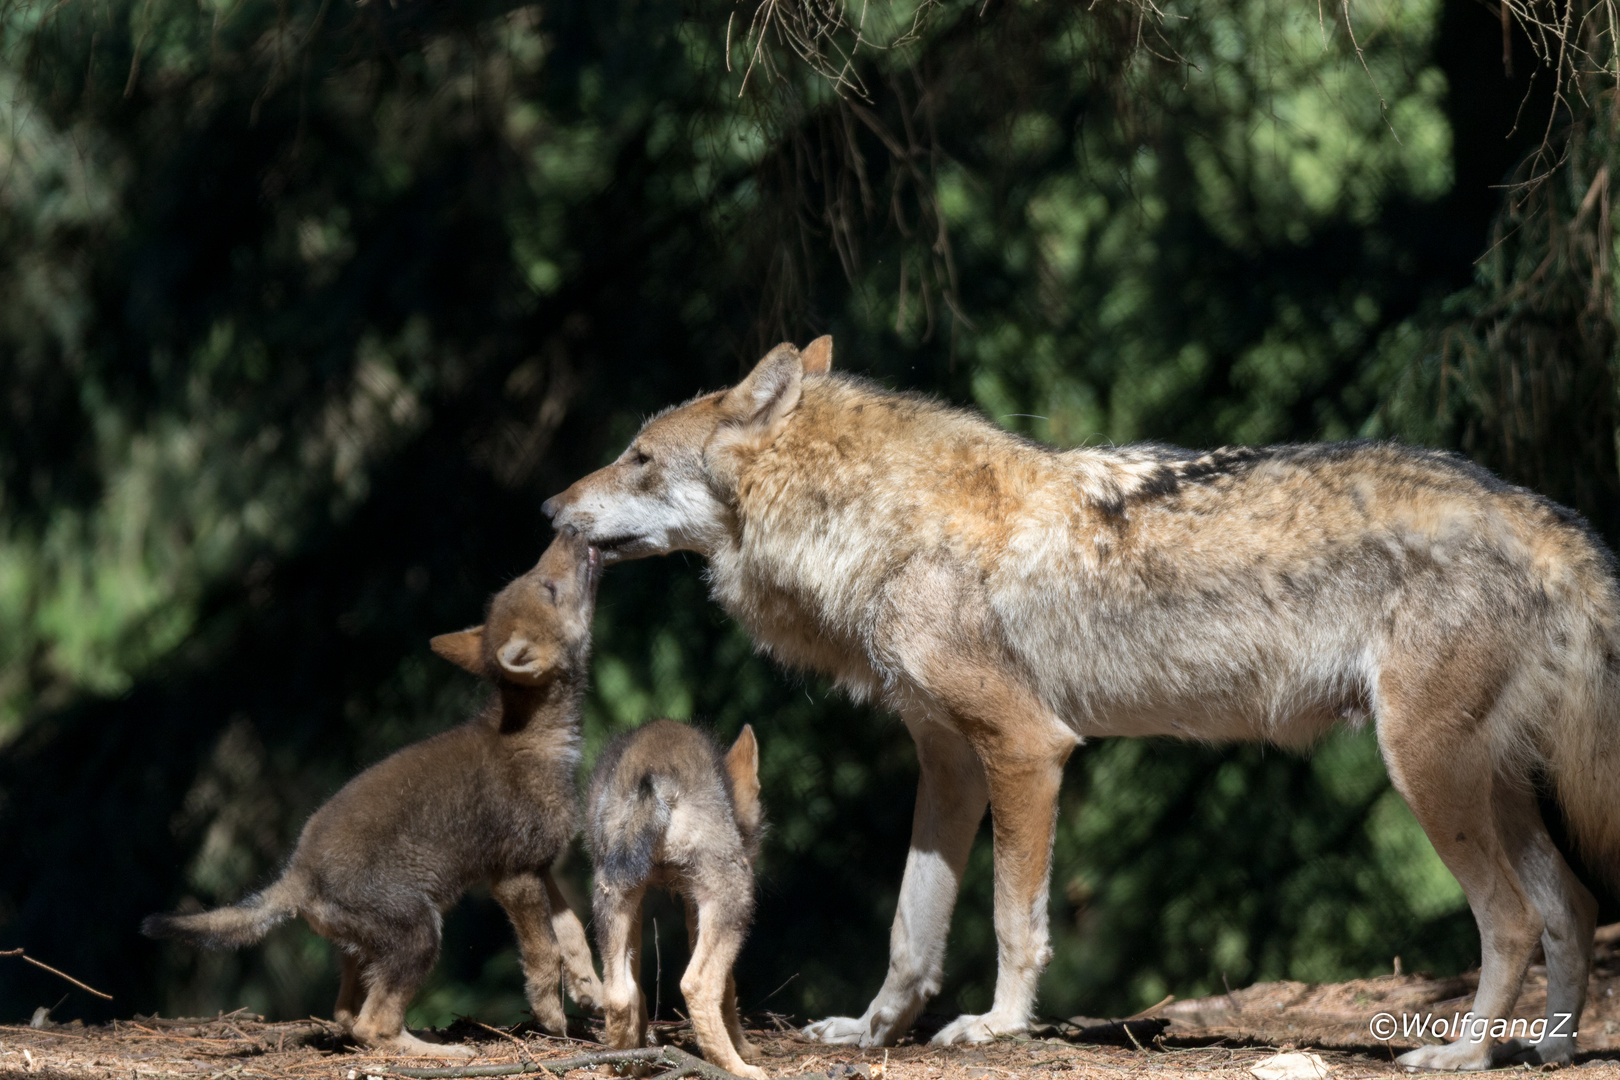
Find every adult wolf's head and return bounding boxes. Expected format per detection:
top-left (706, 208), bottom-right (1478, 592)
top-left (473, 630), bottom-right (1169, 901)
top-left (542, 336), bottom-right (832, 562)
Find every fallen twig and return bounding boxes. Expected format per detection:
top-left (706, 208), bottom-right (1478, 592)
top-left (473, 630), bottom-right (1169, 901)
top-left (0, 948), bottom-right (113, 1000)
top-left (378, 1045), bottom-right (779, 1080)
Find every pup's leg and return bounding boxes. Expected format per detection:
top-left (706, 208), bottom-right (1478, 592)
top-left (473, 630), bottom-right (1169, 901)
top-left (594, 882), bottom-right (650, 1051)
top-left (682, 888), bottom-right (765, 1080)
top-left (334, 950), bottom-right (365, 1031)
top-left (684, 898), bottom-right (759, 1064)
top-left (543, 870), bottom-right (604, 1013)
top-left (1378, 671), bottom-right (1543, 1072)
top-left (932, 715), bottom-right (1074, 1046)
top-left (351, 919), bottom-right (471, 1057)
top-left (494, 872), bottom-right (568, 1035)
top-left (1489, 784), bottom-right (1596, 1066)
top-left (721, 974), bottom-right (757, 1064)
top-left (803, 714), bottom-right (988, 1046)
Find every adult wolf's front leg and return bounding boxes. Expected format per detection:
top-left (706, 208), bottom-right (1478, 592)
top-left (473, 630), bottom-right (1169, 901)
top-left (803, 717), bottom-right (988, 1047)
top-left (931, 724), bottom-right (1074, 1046)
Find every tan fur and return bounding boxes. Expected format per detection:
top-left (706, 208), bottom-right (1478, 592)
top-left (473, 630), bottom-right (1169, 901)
top-left (545, 341), bottom-right (1620, 1069)
top-left (586, 721), bottom-right (765, 1079)
top-left (143, 535), bottom-right (606, 1055)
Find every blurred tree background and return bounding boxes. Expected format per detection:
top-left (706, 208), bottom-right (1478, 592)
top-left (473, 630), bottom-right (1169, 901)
top-left (1, 0), bottom-right (1617, 1032)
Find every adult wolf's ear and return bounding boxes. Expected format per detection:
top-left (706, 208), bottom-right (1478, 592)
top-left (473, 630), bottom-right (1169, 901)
top-left (719, 343), bottom-right (805, 436)
top-left (723, 724), bottom-right (763, 836)
top-left (800, 335), bottom-right (833, 375)
top-left (431, 628), bottom-right (486, 675)
top-left (705, 343), bottom-right (809, 488)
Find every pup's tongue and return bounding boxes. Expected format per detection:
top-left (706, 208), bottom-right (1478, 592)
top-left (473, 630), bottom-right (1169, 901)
top-left (586, 545), bottom-right (602, 592)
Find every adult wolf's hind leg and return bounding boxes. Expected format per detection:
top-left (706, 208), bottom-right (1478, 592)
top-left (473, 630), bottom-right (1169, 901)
top-left (494, 872), bottom-right (568, 1034)
top-left (802, 715), bottom-right (989, 1047)
top-left (1378, 678), bottom-right (1543, 1072)
top-left (543, 870), bottom-right (604, 1013)
top-left (1489, 785), bottom-right (1596, 1067)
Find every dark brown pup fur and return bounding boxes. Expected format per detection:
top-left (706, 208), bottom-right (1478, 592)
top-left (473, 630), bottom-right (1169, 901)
top-left (587, 720), bottom-right (765, 1079)
top-left (143, 533), bottom-right (605, 1056)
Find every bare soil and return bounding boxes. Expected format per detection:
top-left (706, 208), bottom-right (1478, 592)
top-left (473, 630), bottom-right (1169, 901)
top-left (5, 929), bottom-right (1620, 1080)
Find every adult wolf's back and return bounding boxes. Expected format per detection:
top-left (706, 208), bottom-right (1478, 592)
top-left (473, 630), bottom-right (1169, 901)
top-left (544, 338), bottom-right (1620, 1071)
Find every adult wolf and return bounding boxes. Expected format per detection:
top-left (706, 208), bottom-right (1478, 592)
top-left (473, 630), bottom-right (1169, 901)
top-left (543, 338), bottom-right (1620, 1071)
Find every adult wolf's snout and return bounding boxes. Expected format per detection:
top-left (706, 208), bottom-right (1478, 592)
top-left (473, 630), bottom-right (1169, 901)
top-left (540, 495), bottom-right (559, 519)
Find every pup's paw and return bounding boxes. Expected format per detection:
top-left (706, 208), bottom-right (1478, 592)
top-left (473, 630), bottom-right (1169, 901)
top-left (1395, 1041), bottom-right (1493, 1071)
top-left (929, 1012), bottom-right (1028, 1046)
top-left (801, 1017), bottom-right (868, 1045)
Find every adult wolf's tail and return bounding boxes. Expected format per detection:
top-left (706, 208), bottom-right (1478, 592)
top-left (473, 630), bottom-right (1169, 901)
top-left (1543, 646), bottom-right (1620, 892)
top-left (141, 874), bottom-right (306, 950)
top-left (593, 774), bottom-right (671, 890)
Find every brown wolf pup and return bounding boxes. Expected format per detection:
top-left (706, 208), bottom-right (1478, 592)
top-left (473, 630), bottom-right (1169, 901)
top-left (545, 337), bottom-right (1620, 1071)
top-left (143, 533), bottom-right (605, 1056)
top-left (587, 720), bottom-right (766, 1080)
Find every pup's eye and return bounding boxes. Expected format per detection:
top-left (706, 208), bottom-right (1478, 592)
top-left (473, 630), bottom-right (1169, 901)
top-left (544, 582), bottom-right (558, 604)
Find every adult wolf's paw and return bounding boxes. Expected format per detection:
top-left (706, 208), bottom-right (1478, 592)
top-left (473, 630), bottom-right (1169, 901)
top-left (801, 1017), bottom-right (868, 1045)
top-left (1395, 1042), bottom-right (1493, 1072)
top-left (1490, 1036), bottom-right (1575, 1068)
top-left (929, 1012), bottom-right (1029, 1046)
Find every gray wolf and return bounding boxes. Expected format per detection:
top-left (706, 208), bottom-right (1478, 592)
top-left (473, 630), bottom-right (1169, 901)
top-left (543, 336), bottom-right (1620, 1071)
top-left (143, 534), bottom-right (605, 1055)
top-left (587, 720), bottom-right (765, 1079)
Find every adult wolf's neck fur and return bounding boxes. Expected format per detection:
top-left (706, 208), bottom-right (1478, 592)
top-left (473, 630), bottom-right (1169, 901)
top-left (702, 374), bottom-right (1030, 704)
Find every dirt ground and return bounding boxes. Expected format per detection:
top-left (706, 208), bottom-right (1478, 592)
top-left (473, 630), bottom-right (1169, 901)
top-left (6, 928), bottom-right (1620, 1080)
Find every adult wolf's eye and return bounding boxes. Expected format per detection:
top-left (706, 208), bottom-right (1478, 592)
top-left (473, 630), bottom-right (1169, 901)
top-left (631, 449), bottom-right (651, 466)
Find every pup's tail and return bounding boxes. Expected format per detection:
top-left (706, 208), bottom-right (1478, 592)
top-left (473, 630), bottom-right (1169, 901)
top-left (141, 873), bottom-right (306, 950)
top-left (593, 774), bottom-right (672, 890)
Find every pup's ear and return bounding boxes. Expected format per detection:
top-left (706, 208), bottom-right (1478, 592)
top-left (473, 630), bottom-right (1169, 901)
top-left (800, 335), bottom-right (833, 375)
top-left (495, 635), bottom-right (563, 683)
top-left (431, 628), bottom-right (486, 675)
top-left (723, 724), bottom-right (762, 833)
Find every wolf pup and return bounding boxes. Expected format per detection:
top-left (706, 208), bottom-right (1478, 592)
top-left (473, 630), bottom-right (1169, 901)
top-left (143, 533), bottom-right (605, 1056)
top-left (587, 720), bottom-right (766, 1080)
top-left (545, 336), bottom-right (1620, 1070)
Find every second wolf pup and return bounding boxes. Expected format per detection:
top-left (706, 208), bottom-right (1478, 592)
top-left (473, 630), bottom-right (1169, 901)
top-left (588, 720), bottom-right (766, 1079)
top-left (143, 533), bottom-right (604, 1055)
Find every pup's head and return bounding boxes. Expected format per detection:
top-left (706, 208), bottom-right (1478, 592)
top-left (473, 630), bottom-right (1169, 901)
top-left (541, 336), bottom-right (833, 563)
top-left (722, 724), bottom-right (764, 853)
top-left (430, 531), bottom-right (601, 686)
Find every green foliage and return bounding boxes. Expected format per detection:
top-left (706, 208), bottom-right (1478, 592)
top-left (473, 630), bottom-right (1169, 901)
top-left (0, 0), bottom-right (1607, 1035)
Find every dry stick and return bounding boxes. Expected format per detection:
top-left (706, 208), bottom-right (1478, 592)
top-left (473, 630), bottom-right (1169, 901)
top-left (460, 1017), bottom-right (531, 1056)
top-left (380, 1046), bottom-right (784, 1080)
top-left (0, 947), bottom-right (113, 1000)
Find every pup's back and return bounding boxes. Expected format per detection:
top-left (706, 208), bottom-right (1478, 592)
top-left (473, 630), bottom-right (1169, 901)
top-left (587, 719), bottom-right (761, 888)
top-left (586, 719), bottom-right (765, 1078)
